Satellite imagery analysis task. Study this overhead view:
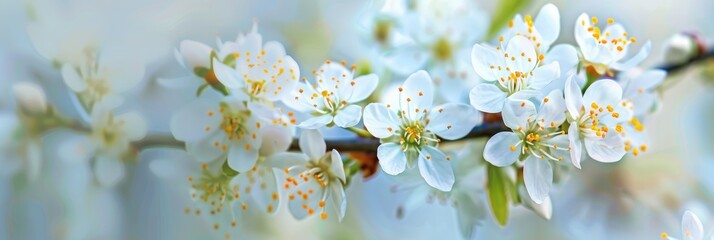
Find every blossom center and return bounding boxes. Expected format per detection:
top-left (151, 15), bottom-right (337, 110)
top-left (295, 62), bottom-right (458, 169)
top-left (581, 16), bottom-right (636, 53)
top-left (432, 37), bottom-right (453, 61)
top-left (511, 119), bottom-right (566, 161)
top-left (576, 102), bottom-right (620, 139)
top-left (374, 20), bottom-right (393, 44)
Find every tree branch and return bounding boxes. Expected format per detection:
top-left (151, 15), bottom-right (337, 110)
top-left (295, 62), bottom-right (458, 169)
top-left (133, 45), bottom-right (713, 154)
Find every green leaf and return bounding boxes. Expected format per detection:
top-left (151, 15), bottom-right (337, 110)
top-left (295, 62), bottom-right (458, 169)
top-left (193, 66), bottom-right (211, 78)
top-left (222, 160), bottom-right (239, 177)
top-left (222, 53), bottom-right (237, 68)
top-left (487, 164), bottom-right (510, 226)
top-left (486, 0), bottom-right (532, 40)
top-left (196, 83), bottom-right (209, 97)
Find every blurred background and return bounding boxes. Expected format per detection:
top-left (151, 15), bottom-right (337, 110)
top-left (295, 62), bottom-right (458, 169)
top-left (1, 0), bottom-right (713, 239)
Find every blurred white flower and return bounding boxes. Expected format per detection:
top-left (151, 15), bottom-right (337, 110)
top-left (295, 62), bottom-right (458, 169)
top-left (574, 13), bottom-right (651, 74)
top-left (170, 95), bottom-right (268, 172)
top-left (662, 211), bottom-right (705, 240)
top-left (265, 130), bottom-right (346, 221)
top-left (286, 61), bottom-right (378, 129)
top-left (60, 51), bottom-right (145, 107)
top-left (565, 76), bottom-right (632, 168)
top-left (470, 36), bottom-right (560, 113)
top-left (378, 0), bottom-right (487, 103)
top-left (12, 82), bottom-right (47, 115)
top-left (0, 112), bottom-right (42, 180)
top-left (65, 99), bottom-right (146, 186)
top-left (619, 68), bottom-right (667, 116)
top-left (483, 90), bottom-right (569, 203)
top-left (363, 71), bottom-right (481, 191)
top-left (394, 146), bottom-right (487, 238)
top-left (614, 69), bottom-right (667, 157)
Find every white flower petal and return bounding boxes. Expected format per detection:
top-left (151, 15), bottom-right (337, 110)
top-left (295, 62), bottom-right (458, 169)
top-left (116, 112), bottom-right (147, 141)
top-left (262, 41), bottom-right (287, 63)
top-left (287, 176), bottom-right (323, 220)
top-left (565, 74), bottom-right (583, 119)
top-left (400, 70), bottom-right (434, 118)
top-left (377, 143), bottom-right (407, 175)
top-left (185, 131), bottom-right (226, 163)
top-left (631, 69), bottom-right (667, 93)
top-left (534, 3), bottom-right (560, 46)
top-left (297, 115), bottom-right (333, 129)
top-left (363, 103), bottom-right (400, 138)
top-left (61, 64), bottom-right (87, 92)
top-left (344, 74), bottom-right (379, 103)
top-left (584, 133), bottom-right (626, 163)
top-left (568, 123), bottom-right (583, 169)
top-left (240, 24), bottom-right (263, 56)
top-left (529, 62), bottom-right (560, 90)
top-left (259, 124), bottom-right (294, 156)
top-left (417, 146), bottom-right (454, 192)
top-left (454, 191), bottom-right (485, 239)
top-left (180, 40), bottom-right (213, 69)
top-left (94, 155), bottom-right (125, 187)
top-left (427, 103), bottom-right (481, 140)
top-left (545, 44), bottom-right (579, 74)
top-left (471, 43), bottom-right (503, 81)
top-left (505, 36), bottom-right (537, 73)
top-left (520, 186), bottom-right (553, 220)
top-left (523, 156), bottom-right (552, 204)
top-left (382, 44), bottom-right (428, 75)
top-left (299, 129), bottom-right (326, 160)
top-left (483, 132), bottom-right (520, 167)
top-left (330, 149), bottom-right (346, 183)
top-left (212, 58), bottom-right (243, 89)
top-left (228, 139), bottom-right (260, 172)
top-left (682, 210), bottom-right (704, 240)
top-left (284, 81), bottom-right (321, 112)
top-left (329, 182), bottom-right (347, 221)
top-left (536, 90), bottom-right (566, 127)
top-left (502, 98), bottom-right (537, 130)
top-left (469, 83), bottom-right (507, 113)
top-left (58, 135), bottom-right (95, 163)
top-left (170, 100), bottom-right (222, 142)
top-left (574, 13), bottom-right (592, 50)
top-left (582, 79), bottom-right (623, 109)
top-left (333, 105), bottom-right (362, 128)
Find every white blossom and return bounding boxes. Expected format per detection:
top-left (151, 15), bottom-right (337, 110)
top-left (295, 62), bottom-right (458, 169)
top-left (286, 61), bottom-right (378, 129)
top-left (483, 90), bottom-right (570, 203)
top-left (470, 35), bottom-right (560, 113)
top-left (564, 76), bottom-right (632, 168)
top-left (265, 130), bottom-right (347, 221)
top-left (364, 70), bottom-right (481, 191)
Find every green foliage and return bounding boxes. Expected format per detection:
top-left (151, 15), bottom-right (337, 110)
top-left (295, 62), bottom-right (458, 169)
top-left (486, 0), bottom-right (532, 40)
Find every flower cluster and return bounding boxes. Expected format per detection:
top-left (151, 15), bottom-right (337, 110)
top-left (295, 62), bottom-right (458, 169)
top-left (8, 1), bottom-right (693, 239)
top-left (159, 3), bottom-right (671, 237)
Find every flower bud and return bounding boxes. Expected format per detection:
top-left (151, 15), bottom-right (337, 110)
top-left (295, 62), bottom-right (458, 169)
top-left (12, 81), bottom-right (48, 115)
top-left (662, 33), bottom-right (697, 65)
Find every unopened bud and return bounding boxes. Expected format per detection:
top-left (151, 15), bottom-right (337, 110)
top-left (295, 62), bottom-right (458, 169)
top-left (13, 82), bottom-right (47, 115)
top-left (662, 33), bottom-right (697, 65)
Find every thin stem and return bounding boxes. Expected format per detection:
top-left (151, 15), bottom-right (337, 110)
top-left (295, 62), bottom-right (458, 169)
top-left (346, 127), bottom-right (373, 138)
